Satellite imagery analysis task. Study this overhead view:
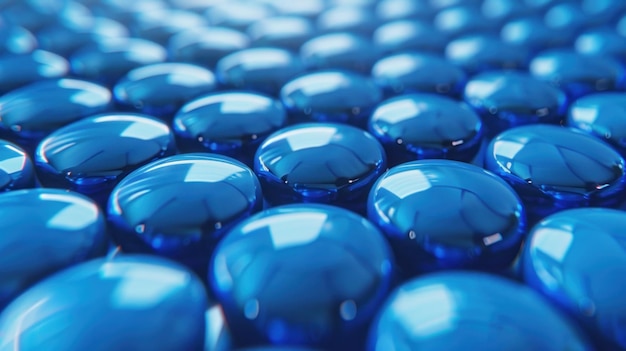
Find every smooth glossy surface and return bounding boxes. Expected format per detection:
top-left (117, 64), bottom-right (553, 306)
top-left (210, 204), bottom-right (394, 348)
top-left (376, 0), bottom-right (435, 22)
top-left (373, 20), bottom-right (448, 55)
top-left (248, 16), bottom-right (314, 52)
top-left (368, 160), bottom-right (525, 274)
top-left (108, 153), bottom-right (263, 270)
top-left (317, 6), bottom-right (379, 36)
top-left (445, 34), bottom-right (530, 75)
top-left (575, 28), bottom-right (626, 64)
top-left (501, 17), bottom-right (571, 53)
top-left (300, 33), bottom-right (381, 73)
top-left (114, 63), bottom-right (217, 118)
top-left (132, 9), bottom-right (207, 45)
top-left (485, 125), bottom-right (626, 219)
top-left (0, 189), bottom-right (106, 309)
top-left (369, 94), bottom-right (483, 165)
top-left (0, 50), bottom-right (68, 93)
top-left (434, 5), bottom-right (495, 38)
top-left (168, 27), bottom-right (249, 68)
top-left (522, 208), bottom-right (626, 350)
top-left (206, 2), bottom-right (275, 31)
top-left (368, 272), bottom-right (594, 351)
top-left (0, 25), bottom-right (37, 55)
top-left (0, 255), bottom-right (207, 351)
top-left (0, 140), bottom-right (36, 191)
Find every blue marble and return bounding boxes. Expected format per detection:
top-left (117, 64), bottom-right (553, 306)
top-left (369, 94), bottom-right (483, 165)
top-left (575, 28), bottom-right (626, 64)
top-left (373, 20), bottom-right (448, 55)
top-left (300, 33), bottom-right (381, 74)
top-left (173, 92), bottom-right (287, 164)
top-left (168, 27), bottom-right (249, 68)
top-left (434, 5), bottom-right (496, 39)
top-left (368, 271), bottom-right (594, 351)
top-left (247, 16), bottom-right (314, 52)
top-left (132, 9), bottom-right (207, 45)
top-left (114, 63), bottom-right (217, 118)
top-left (205, 2), bottom-right (275, 31)
top-left (368, 160), bottom-right (525, 274)
top-left (522, 208), bottom-right (626, 350)
top-left (372, 53), bottom-right (466, 98)
top-left (0, 50), bottom-right (68, 93)
top-left (35, 113), bottom-right (176, 203)
top-left (0, 25), bottom-right (37, 55)
top-left (485, 125), bottom-right (626, 221)
top-left (530, 49), bottom-right (626, 99)
top-left (463, 71), bottom-right (567, 136)
top-left (317, 6), bottom-right (379, 36)
top-left (0, 189), bottom-right (106, 309)
top-left (216, 48), bottom-right (305, 96)
top-left (209, 204), bottom-right (394, 348)
top-left (280, 71), bottom-right (382, 126)
top-left (375, 0), bottom-right (435, 22)
top-left (445, 34), bottom-right (530, 75)
top-left (0, 255), bottom-right (207, 351)
top-left (108, 153), bottom-right (263, 271)
top-left (254, 123), bottom-right (386, 211)
top-left (501, 16), bottom-right (572, 54)
top-left (71, 37), bottom-right (167, 86)
top-left (0, 140), bottom-right (36, 191)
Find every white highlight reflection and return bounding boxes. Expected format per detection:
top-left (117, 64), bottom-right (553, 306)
top-left (532, 227), bottom-right (573, 262)
top-left (393, 284), bottom-right (455, 337)
top-left (375, 99), bottom-right (422, 123)
top-left (40, 193), bottom-right (98, 230)
top-left (381, 169), bottom-right (431, 199)
top-left (241, 212), bottom-right (327, 250)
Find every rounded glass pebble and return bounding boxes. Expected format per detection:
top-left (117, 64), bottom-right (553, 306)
top-left (255, 123), bottom-right (386, 211)
top-left (206, 2), bottom-right (275, 31)
top-left (522, 208), bottom-right (626, 350)
top-left (316, 6), bottom-right (379, 36)
top-left (173, 92), bottom-right (286, 164)
top-left (168, 27), bottom-right (249, 68)
top-left (0, 50), bottom-right (68, 93)
top-left (373, 20), bottom-right (448, 55)
top-left (300, 33), bottom-right (381, 74)
top-left (368, 160), bottom-right (525, 274)
top-left (0, 25), bottom-right (37, 55)
top-left (501, 17), bottom-right (571, 54)
top-left (108, 153), bottom-right (263, 271)
top-left (445, 34), bottom-right (530, 75)
top-left (0, 189), bottom-right (106, 309)
top-left (0, 140), bottom-right (36, 192)
top-left (434, 5), bottom-right (496, 39)
top-left (369, 94), bottom-right (483, 165)
top-left (543, 3), bottom-right (588, 36)
top-left (485, 124), bottom-right (626, 220)
top-left (463, 71), bottom-right (567, 136)
top-left (263, 0), bottom-right (326, 18)
top-left (132, 9), bottom-right (207, 45)
top-left (368, 272), bottom-right (594, 351)
top-left (575, 28), bottom-right (626, 64)
top-left (114, 63), bottom-right (217, 118)
top-left (481, 0), bottom-right (534, 25)
top-left (280, 71), bottom-right (382, 126)
top-left (0, 255), bottom-right (207, 351)
top-left (247, 16), bottom-right (314, 52)
top-left (209, 204), bottom-right (394, 348)
top-left (375, 0), bottom-right (435, 22)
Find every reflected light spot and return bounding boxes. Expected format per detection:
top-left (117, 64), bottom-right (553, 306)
top-left (393, 284), bottom-right (455, 337)
top-left (40, 193), bottom-right (98, 230)
top-left (241, 212), bottom-right (327, 250)
top-left (380, 169), bottom-right (432, 199)
top-left (532, 227), bottom-right (574, 262)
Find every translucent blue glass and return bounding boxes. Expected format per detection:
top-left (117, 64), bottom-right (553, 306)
top-left (368, 160), bottom-right (525, 274)
top-left (575, 28), bottom-right (626, 64)
top-left (369, 94), bottom-right (483, 166)
top-left (434, 5), bottom-right (496, 39)
top-left (114, 63), bottom-right (217, 118)
top-left (501, 16), bottom-right (572, 54)
top-left (300, 33), bottom-right (380, 74)
top-left (463, 71), bottom-right (567, 136)
top-left (373, 20), bottom-right (448, 55)
top-left (317, 6), bottom-right (379, 36)
top-left (580, 0), bottom-right (626, 26)
top-left (481, 0), bottom-right (534, 26)
top-left (216, 48), bottom-right (305, 96)
top-left (280, 71), bottom-right (382, 126)
top-left (485, 124), bottom-right (626, 221)
top-left (0, 50), bottom-right (68, 93)
top-left (132, 9), bottom-right (207, 45)
top-left (173, 92), bottom-right (287, 165)
top-left (0, 140), bottom-right (36, 191)
top-left (0, 189), bottom-right (106, 309)
top-left (204, 302), bottom-right (233, 351)
top-left (264, 0), bottom-right (326, 18)
top-left (108, 153), bottom-right (263, 272)
top-left (35, 113), bottom-right (176, 204)
top-left (71, 37), bottom-right (167, 86)
top-left (543, 3), bottom-right (588, 33)
top-left (0, 255), bottom-right (207, 351)
top-left (375, 0), bottom-right (435, 22)
top-left (168, 27), bottom-right (249, 68)
top-left (247, 16), bottom-right (314, 52)
top-left (209, 204), bottom-right (394, 349)
top-left (522, 208), bottom-right (626, 350)
top-left (206, 2), bottom-right (275, 31)
top-left (530, 49), bottom-right (626, 99)
top-left (91, 0), bottom-right (167, 25)
top-left (368, 272), bottom-right (594, 351)
top-left (445, 34), bottom-right (530, 75)
top-left (0, 1), bottom-right (59, 31)
top-left (0, 25), bottom-right (37, 55)
top-left (254, 123), bottom-right (386, 212)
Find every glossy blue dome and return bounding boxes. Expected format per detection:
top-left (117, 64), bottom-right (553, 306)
top-left (0, 140), bottom-right (36, 192)
top-left (247, 16), bottom-right (314, 52)
top-left (368, 271), bottom-right (594, 351)
top-left (522, 208), bottom-right (626, 350)
top-left (501, 16), bottom-right (572, 54)
top-left (0, 50), bottom-right (68, 93)
top-left (575, 28), bottom-right (626, 64)
top-left (168, 27), bottom-right (250, 68)
top-left (206, 2), bottom-right (275, 31)
top-left (108, 153), bottom-right (263, 271)
top-left (255, 123), bottom-right (386, 211)
top-left (209, 204), bottom-right (394, 348)
top-left (373, 20), bottom-right (448, 55)
top-left (0, 255), bottom-right (207, 351)
top-left (300, 32), bottom-right (380, 74)
top-left (0, 189), bottom-right (106, 309)
top-left (0, 25), bottom-right (37, 55)
top-left (316, 6), bottom-right (379, 36)
top-left (445, 34), bottom-right (530, 75)
top-left (434, 5), bottom-right (496, 39)
top-left (375, 0), bottom-right (435, 22)
top-left (131, 9), bottom-right (207, 45)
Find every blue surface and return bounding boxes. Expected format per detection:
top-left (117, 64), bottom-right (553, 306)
top-left (300, 32), bottom-right (380, 74)
top-left (168, 27), bottom-right (250, 68)
top-left (445, 34), bottom-right (530, 75)
top-left (373, 20), bottom-right (448, 54)
top-left (0, 50), bottom-right (68, 93)
top-left (0, 140), bottom-right (36, 192)
top-left (247, 16), bottom-right (314, 52)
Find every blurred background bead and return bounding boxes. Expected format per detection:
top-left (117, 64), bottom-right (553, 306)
top-left (0, 140), bottom-right (36, 191)
top-left (580, 0), bottom-right (626, 27)
top-left (168, 27), bottom-right (249, 68)
top-left (316, 6), bottom-right (378, 37)
top-left (132, 9), bottom-right (207, 45)
top-left (300, 32), bottom-right (380, 74)
top-left (0, 189), bottom-right (106, 309)
top-left (434, 5), bottom-right (496, 39)
top-left (543, 3), bottom-right (588, 38)
top-left (0, 25), bottom-right (37, 55)
top-left (373, 20), bottom-right (448, 55)
top-left (575, 28), bottom-right (626, 65)
top-left (445, 34), bottom-right (530, 75)
top-left (501, 16), bottom-right (572, 54)
top-left (481, 0), bottom-right (534, 27)
top-left (91, 0), bottom-right (167, 25)
top-left (375, 0), bottom-right (435, 22)
top-left (206, 1), bottom-right (275, 31)
top-left (0, 0), bottom-right (63, 31)
top-left (247, 16), bottom-right (314, 52)
top-left (263, 0), bottom-right (326, 19)
top-left (0, 50), bottom-right (68, 93)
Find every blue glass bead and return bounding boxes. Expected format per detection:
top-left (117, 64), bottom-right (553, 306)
top-left (280, 71), bottom-right (382, 126)
top-left (501, 17), bottom-right (571, 54)
top-left (368, 271), bottom-right (594, 351)
top-left (206, 2), bottom-right (275, 31)
top-left (580, 0), bottom-right (626, 26)
top-left (481, 0), bottom-right (534, 26)
top-left (543, 3), bottom-right (588, 36)
top-left (0, 140), bottom-right (36, 191)
top-left (247, 16), bottom-right (314, 52)
top-left (373, 20), bottom-right (448, 55)
top-left (205, 302), bottom-right (233, 351)
top-left (91, 0), bottom-right (167, 25)
top-left (522, 208), bottom-right (626, 350)
top-left (209, 204), bottom-right (394, 348)
top-left (316, 6), bottom-right (379, 36)
top-left (0, 79), bottom-right (112, 148)
top-left (463, 71), bottom-right (567, 136)
top-left (576, 28), bottom-right (626, 64)
top-left (330, 0), bottom-right (377, 8)
top-left (0, 189), bottom-right (106, 309)
top-left (216, 48), bottom-right (305, 96)
top-left (35, 113), bottom-right (176, 203)
top-left (375, 0), bottom-right (435, 22)
top-left (0, 255), bottom-right (207, 351)
top-left (445, 34), bottom-right (530, 75)
top-left (372, 53), bottom-right (466, 98)
top-left (168, 27), bottom-right (249, 68)
top-left (300, 33), bottom-right (381, 74)
top-left (567, 93), bottom-right (626, 156)
top-left (132, 9), bottom-right (207, 45)
top-left (0, 25), bottom-right (37, 55)
top-left (264, 0), bottom-right (326, 19)
top-left (254, 123), bottom-right (386, 211)
top-left (434, 5), bottom-right (496, 39)
top-left (0, 50), bottom-right (68, 93)
top-left (0, 1), bottom-right (59, 31)
top-left (114, 63), bottom-right (217, 118)
top-left (71, 37), bottom-right (167, 86)
top-left (530, 50), bottom-right (626, 99)
top-left (108, 153), bottom-right (263, 271)
top-left (173, 92), bottom-right (287, 164)
top-left (430, 0), bottom-right (483, 10)
top-left (485, 124), bottom-right (626, 221)
top-left (368, 160), bottom-right (525, 274)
